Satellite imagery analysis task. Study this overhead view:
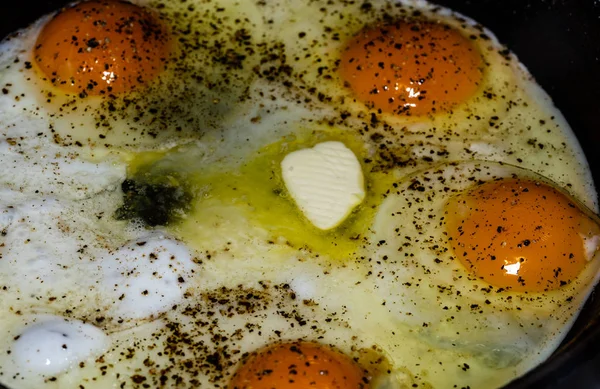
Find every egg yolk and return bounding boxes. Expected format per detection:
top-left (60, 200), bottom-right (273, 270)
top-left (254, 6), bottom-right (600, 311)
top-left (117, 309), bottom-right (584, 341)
top-left (228, 341), bottom-right (369, 389)
top-left (340, 21), bottom-right (483, 116)
top-left (33, 0), bottom-right (170, 96)
top-left (445, 178), bottom-right (600, 292)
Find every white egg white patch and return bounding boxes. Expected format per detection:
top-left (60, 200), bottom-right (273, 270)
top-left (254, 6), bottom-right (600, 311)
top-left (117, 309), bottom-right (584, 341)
top-left (11, 315), bottom-right (109, 376)
top-left (100, 234), bottom-right (197, 321)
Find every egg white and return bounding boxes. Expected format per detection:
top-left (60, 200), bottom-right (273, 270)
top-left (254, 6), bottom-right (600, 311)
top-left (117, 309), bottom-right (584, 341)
top-left (368, 160), bottom-right (600, 387)
top-left (0, 0), bottom-right (265, 152)
top-left (270, 0), bottom-right (597, 211)
top-left (277, 0), bottom-right (515, 129)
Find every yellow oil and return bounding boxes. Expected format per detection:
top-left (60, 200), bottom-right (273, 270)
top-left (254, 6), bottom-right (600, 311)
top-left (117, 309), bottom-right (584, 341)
top-left (127, 126), bottom-right (394, 261)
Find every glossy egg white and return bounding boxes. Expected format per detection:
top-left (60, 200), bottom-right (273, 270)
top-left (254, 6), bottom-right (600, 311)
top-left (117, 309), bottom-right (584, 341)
top-left (367, 161), bottom-right (600, 388)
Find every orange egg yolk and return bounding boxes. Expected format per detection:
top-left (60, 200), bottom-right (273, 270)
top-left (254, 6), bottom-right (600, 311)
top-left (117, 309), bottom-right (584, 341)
top-left (445, 178), bottom-right (600, 292)
top-left (33, 0), bottom-right (170, 96)
top-left (229, 341), bottom-right (369, 389)
top-left (340, 21), bottom-right (483, 116)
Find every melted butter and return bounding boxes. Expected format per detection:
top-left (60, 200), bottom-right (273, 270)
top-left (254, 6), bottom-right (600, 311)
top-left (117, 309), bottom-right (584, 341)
top-left (127, 127), bottom-right (394, 261)
top-left (124, 148), bottom-right (170, 174)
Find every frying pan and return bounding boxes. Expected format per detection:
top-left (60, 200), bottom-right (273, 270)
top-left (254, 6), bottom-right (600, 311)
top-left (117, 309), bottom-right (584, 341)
top-left (1, 0), bottom-right (599, 388)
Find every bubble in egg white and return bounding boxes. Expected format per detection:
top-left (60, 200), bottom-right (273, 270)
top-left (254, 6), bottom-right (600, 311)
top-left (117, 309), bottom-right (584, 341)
top-left (11, 315), bottom-right (109, 376)
top-left (100, 234), bottom-right (196, 321)
top-left (288, 273), bottom-right (319, 301)
top-left (584, 235), bottom-right (600, 260)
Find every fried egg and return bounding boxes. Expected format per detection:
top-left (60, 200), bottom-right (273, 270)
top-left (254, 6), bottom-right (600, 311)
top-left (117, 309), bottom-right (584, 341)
top-left (272, 0), bottom-right (595, 210)
top-left (368, 161), bottom-right (600, 387)
top-left (0, 0), bottom-right (598, 388)
top-left (279, 0), bottom-right (514, 123)
top-left (0, 0), bottom-right (263, 151)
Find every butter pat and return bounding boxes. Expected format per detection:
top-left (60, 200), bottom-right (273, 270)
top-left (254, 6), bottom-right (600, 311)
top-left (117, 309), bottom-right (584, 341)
top-left (281, 141), bottom-right (365, 230)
